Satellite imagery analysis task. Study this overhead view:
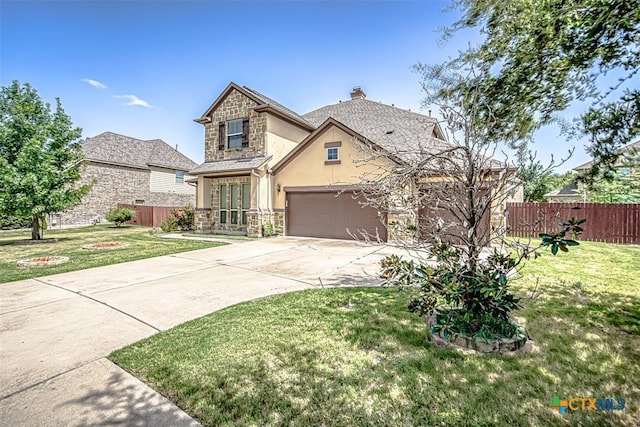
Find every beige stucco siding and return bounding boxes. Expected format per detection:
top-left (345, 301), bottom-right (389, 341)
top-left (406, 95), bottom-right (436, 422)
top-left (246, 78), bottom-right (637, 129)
top-left (273, 126), bottom-right (392, 209)
top-left (266, 115), bottom-right (310, 165)
top-left (149, 167), bottom-right (196, 195)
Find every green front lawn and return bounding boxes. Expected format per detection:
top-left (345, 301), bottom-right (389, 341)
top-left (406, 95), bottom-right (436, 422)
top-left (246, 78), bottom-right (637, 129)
top-left (0, 225), bottom-right (225, 283)
top-left (110, 242), bottom-right (640, 426)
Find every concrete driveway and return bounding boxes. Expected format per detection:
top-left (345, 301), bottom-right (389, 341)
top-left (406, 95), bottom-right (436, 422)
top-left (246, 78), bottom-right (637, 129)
top-left (0, 237), bottom-right (392, 426)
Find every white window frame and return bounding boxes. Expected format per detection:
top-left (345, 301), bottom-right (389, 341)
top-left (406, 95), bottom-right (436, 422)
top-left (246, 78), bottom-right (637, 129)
top-left (327, 147), bottom-right (339, 161)
top-left (175, 170), bottom-right (184, 184)
top-left (227, 119), bottom-right (243, 149)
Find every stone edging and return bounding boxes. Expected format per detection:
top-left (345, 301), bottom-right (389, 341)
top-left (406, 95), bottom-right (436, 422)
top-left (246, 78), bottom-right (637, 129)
top-left (427, 314), bottom-right (534, 355)
top-left (13, 238), bottom-right (59, 246)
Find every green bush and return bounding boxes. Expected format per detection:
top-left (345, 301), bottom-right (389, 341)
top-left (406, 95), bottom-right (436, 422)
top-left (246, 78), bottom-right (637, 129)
top-left (381, 217), bottom-right (586, 342)
top-left (0, 214), bottom-right (31, 230)
top-left (160, 216), bottom-right (178, 232)
top-left (262, 222), bottom-right (274, 237)
top-left (106, 207), bottom-right (136, 227)
top-left (160, 205), bottom-right (195, 232)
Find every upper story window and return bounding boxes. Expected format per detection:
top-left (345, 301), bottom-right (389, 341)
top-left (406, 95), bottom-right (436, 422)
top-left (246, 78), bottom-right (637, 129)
top-left (219, 118), bottom-right (249, 150)
top-left (324, 141), bottom-right (342, 164)
top-left (175, 170), bottom-right (184, 184)
top-left (227, 119), bottom-right (243, 149)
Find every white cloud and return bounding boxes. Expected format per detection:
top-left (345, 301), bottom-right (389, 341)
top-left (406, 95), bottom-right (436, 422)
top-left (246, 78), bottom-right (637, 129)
top-left (113, 94), bottom-right (154, 108)
top-left (81, 78), bottom-right (107, 89)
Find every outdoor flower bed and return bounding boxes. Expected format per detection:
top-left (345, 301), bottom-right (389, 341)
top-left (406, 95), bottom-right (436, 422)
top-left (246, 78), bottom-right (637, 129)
top-left (427, 314), bottom-right (533, 354)
top-left (82, 242), bottom-right (130, 250)
top-left (17, 256), bottom-right (69, 267)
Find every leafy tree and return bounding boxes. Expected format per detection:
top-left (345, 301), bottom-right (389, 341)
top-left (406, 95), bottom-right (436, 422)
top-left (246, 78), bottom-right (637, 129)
top-left (587, 170), bottom-right (640, 203)
top-left (0, 81), bottom-right (90, 239)
top-left (515, 150), bottom-right (575, 201)
top-left (356, 65), bottom-right (584, 346)
top-left (431, 0), bottom-right (640, 181)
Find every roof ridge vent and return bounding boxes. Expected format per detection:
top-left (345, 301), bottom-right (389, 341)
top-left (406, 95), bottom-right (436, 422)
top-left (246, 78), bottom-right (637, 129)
top-left (350, 86), bottom-right (366, 100)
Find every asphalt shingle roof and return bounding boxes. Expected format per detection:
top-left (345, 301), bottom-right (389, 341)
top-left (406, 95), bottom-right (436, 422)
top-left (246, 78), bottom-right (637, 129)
top-left (242, 86), bottom-right (315, 128)
top-left (190, 156), bottom-right (271, 174)
top-left (83, 132), bottom-right (197, 171)
top-left (573, 139), bottom-right (640, 171)
top-left (303, 98), bottom-right (451, 160)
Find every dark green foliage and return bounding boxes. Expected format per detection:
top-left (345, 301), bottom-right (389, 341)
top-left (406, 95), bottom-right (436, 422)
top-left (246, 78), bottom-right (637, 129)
top-left (539, 217), bottom-right (585, 255)
top-left (432, 309), bottom-right (522, 341)
top-left (106, 207), bottom-right (136, 227)
top-left (0, 81), bottom-right (91, 239)
top-left (0, 214), bottom-right (31, 230)
top-left (160, 205), bottom-right (195, 232)
top-left (431, 0), bottom-right (640, 176)
top-left (382, 218), bottom-right (585, 341)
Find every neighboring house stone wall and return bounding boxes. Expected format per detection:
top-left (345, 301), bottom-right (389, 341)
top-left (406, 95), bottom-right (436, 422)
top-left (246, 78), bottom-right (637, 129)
top-left (203, 89), bottom-right (268, 162)
top-left (62, 162), bottom-right (195, 225)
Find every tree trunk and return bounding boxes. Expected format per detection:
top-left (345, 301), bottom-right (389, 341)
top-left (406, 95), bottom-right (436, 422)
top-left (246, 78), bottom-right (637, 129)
top-left (31, 214), bottom-right (41, 240)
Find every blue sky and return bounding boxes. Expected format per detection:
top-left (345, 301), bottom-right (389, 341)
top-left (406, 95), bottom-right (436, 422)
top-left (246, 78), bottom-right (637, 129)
top-left (0, 0), bottom-right (623, 170)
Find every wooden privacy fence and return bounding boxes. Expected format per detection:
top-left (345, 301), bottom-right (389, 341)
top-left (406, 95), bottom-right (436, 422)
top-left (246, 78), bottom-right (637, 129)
top-left (506, 202), bottom-right (640, 244)
top-left (117, 204), bottom-right (177, 228)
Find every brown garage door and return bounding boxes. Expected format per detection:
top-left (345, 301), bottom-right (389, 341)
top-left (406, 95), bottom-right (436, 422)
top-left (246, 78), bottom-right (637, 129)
top-left (286, 191), bottom-right (387, 241)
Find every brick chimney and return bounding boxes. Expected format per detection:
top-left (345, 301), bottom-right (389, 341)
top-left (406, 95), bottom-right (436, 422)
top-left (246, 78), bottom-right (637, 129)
top-left (350, 86), bottom-right (366, 100)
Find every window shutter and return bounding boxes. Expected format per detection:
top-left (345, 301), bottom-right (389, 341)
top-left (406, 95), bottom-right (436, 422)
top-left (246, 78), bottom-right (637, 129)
top-left (218, 122), bottom-right (225, 151)
top-left (242, 118), bottom-right (249, 148)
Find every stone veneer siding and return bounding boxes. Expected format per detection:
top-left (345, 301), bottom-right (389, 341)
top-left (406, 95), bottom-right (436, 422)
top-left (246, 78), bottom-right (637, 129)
top-left (203, 89), bottom-right (268, 162)
top-left (195, 175), bottom-right (282, 237)
top-left (387, 210), bottom-right (417, 243)
top-left (63, 162), bottom-right (195, 225)
top-left (206, 176), bottom-right (252, 233)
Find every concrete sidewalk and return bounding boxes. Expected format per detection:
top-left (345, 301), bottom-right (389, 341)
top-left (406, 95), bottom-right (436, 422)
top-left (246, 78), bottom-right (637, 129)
top-left (0, 237), bottom-right (389, 426)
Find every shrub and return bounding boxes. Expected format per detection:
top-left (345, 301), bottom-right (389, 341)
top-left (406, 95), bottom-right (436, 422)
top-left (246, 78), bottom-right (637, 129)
top-left (0, 214), bottom-right (31, 230)
top-left (262, 222), bottom-right (274, 237)
top-left (381, 217), bottom-right (585, 342)
top-left (106, 207), bottom-right (136, 227)
top-left (160, 215), bottom-right (179, 232)
top-left (160, 205), bottom-right (195, 232)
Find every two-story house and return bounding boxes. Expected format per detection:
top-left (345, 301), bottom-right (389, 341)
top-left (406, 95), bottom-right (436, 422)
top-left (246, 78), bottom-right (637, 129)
top-left (63, 132), bottom-right (197, 225)
top-left (190, 82), bottom-right (511, 241)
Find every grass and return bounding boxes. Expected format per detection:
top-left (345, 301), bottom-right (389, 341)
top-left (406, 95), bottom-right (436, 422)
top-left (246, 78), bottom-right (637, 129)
top-left (110, 241), bottom-right (640, 426)
top-left (0, 225), bottom-right (225, 283)
top-left (181, 232), bottom-right (256, 241)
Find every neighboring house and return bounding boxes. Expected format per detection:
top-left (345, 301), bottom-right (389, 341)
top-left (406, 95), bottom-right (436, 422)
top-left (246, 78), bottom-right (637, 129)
top-left (190, 83), bottom-right (518, 240)
top-left (572, 139), bottom-right (640, 175)
top-left (62, 132), bottom-right (197, 225)
top-left (545, 182), bottom-right (585, 203)
top-left (546, 139), bottom-right (640, 202)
